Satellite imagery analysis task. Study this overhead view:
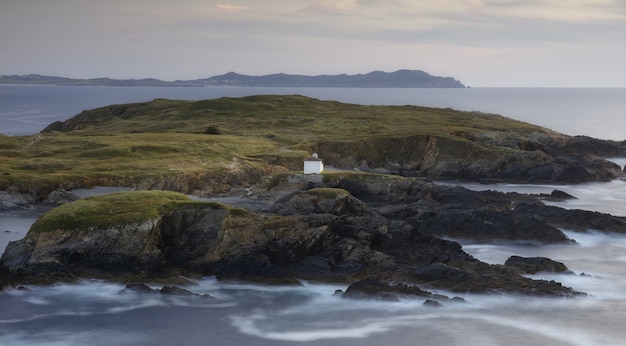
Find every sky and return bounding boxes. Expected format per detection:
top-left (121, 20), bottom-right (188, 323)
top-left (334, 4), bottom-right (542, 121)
top-left (1, 0), bottom-right (625, 87)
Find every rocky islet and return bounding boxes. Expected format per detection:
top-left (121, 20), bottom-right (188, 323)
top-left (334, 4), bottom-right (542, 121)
top-left (2, 96), bottom-right (626, 300)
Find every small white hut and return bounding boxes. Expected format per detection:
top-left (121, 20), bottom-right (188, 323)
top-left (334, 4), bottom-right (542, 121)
top-left (304, 153), bottom-right (324, 174)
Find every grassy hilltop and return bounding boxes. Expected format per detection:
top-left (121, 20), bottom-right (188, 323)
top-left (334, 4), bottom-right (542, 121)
top-left (0, 95), bottom-right (618, 196)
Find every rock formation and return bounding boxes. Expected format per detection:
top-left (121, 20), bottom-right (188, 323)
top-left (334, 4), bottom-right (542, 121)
top-left (2, 96), bottom-right (626, 300)
top-left (6, 173), bottom-right (623, 298)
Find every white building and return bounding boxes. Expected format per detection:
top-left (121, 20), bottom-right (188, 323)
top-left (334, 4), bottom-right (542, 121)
top-left (304, 153), bottom-right (324, 174)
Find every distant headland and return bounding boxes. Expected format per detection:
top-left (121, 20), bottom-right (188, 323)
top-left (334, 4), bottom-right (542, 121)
top-left (0, 69), bottom-right (466, 88)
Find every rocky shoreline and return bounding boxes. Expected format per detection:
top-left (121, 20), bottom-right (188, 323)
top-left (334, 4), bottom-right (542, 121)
top-left (3, 172), bottom-right (626, 301)
top-left (2, 95), bottom-right (626, 302)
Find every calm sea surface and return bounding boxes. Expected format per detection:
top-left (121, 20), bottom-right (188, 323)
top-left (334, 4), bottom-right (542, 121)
top-left (1, 86), bottom-right (626, 345)
top-left (1, 86), bottom-right (625, 140)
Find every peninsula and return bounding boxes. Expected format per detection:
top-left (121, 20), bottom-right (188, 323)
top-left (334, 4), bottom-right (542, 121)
top-left (0, 69), bottom-right (466, 88)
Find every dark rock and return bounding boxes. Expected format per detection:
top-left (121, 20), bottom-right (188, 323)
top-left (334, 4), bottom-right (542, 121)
top-left (550, 189), bottom-right (576, 200)
top-left (119, 283), bottom-right (158, 294)
top-left (533, 189), bottom-right (577, 201)
top-left (423, 299), bottom-right (444, 307)
top-left (0, 175), bottom-right (590, 297)
top-left (505, 256), bottom-right (572, 274)
top-left (159, 286), bottom-right (196, 296)
top-left (513, 204), bottom-right (626, 234)
top-left (216, 255), bottom-right (302, 285)
top-left (410, 208), bottom-right (572, 243)
top-left (342, 277), bottom-right (436, 301)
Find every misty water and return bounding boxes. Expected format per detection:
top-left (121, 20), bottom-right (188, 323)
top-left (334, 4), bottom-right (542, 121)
top-left (2, 197), bottom-right (626, 345)
top-left (1, 87), bottom-right (626, 345)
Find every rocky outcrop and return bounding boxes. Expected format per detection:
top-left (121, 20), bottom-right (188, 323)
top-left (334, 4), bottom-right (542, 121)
top-left (312, 134), bottom-right (625, 184)
top-left (512, 204), bottom-right (626, 233)
top-left (341, 277), bottom-right (454, 302)
top-left (0, 190), bottom-right (37, 211)
top-left (316, 173), bottom-right (626, 242)
top-left (0, 182), bottom-right (588, 297)
top-left (505, 256), bottom-right (572, 274)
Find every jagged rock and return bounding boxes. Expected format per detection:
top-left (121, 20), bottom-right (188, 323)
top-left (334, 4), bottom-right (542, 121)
top-left (119, 283), bottom-right (158, 294)
top-left (505, 256), bottom-right (572, 274)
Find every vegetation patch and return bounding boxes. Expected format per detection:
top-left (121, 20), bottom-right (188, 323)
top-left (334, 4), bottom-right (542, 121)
top-left (29, 190), bottom-right (206, 234)
top-left (0, 95), bottom-right (565, 191)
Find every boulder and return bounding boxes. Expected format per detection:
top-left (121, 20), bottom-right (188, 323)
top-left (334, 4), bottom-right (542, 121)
top-left (505, 256), bottom-right (572, 274)
top-left (423, 299), bottom-right (444, 307)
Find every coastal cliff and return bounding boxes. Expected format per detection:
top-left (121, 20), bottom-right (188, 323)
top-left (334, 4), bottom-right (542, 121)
top-left (21, 95), bottom-right (625, 195)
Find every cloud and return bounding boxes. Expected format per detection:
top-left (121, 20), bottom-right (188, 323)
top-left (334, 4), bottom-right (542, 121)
top-left (1, 0), bottom-right (625, 85)
top-left (216, 4), bottom-right (248, 11)
top-left (314, 0), bottom-right (359, 10)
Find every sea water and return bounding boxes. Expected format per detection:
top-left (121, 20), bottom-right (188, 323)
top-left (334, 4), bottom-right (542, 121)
top-left (1, 241), bottom-right (626, 346)
top-left (2, 183), bottom-right (626, 345)
top-left (1, 86), bottom-right (625, 140)
top-left (1, 86), bottom-right (626, 345)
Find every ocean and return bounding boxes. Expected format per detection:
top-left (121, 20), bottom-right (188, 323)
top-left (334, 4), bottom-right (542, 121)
top-left (1, 86), bottom-right (626, 345)
top-left (2, 86), bottom-right (626, 140)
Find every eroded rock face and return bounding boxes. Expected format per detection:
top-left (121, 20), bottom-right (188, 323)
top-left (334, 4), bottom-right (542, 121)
top-left (314, 134), bottom-right (625, 184)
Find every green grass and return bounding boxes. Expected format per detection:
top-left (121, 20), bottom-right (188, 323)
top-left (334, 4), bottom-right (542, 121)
top-left (29, 190), bottom-right (207, 233)
top-left (0, 95), bottom-right (562, 191)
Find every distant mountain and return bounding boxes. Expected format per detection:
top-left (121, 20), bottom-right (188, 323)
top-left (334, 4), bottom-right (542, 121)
top-left (196, 70), bottom-right (466, 88)
top-left (0, 70), bottom-right (466, 88)
top-left (0, 74), bottom-right (194, 87)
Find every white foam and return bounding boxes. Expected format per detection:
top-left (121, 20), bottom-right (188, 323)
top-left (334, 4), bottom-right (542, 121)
top-left (105, 298), bottom-right (166, 314)
top-left (230, 310), bottom-right (399, 342)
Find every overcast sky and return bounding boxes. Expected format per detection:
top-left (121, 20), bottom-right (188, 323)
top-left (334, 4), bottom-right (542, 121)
top-left (1, 0), bottom-right (625, 87)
